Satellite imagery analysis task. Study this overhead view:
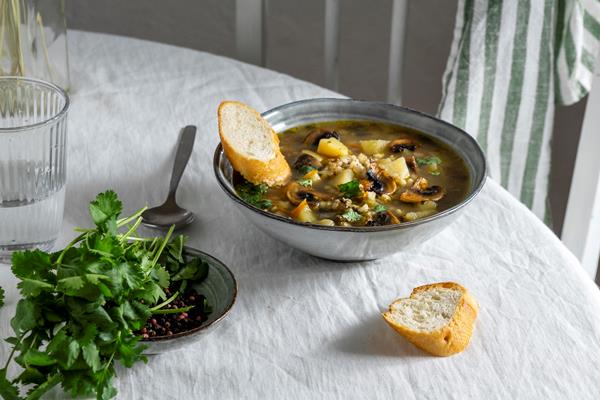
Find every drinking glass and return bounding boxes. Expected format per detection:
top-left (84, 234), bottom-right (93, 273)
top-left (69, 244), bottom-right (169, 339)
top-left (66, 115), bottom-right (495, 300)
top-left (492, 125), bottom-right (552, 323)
top-left (0, 76), bottom-right (69, 262)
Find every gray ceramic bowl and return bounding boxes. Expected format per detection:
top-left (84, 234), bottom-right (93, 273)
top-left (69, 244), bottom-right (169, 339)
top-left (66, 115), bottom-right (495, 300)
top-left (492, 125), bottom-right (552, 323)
top-left (213, 98), bottom-right (486, 261)
top-left (142, 247), bottom-right (237, 354)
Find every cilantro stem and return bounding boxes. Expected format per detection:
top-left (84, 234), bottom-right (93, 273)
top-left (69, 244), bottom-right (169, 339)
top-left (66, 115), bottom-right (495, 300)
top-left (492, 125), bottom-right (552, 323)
top-left (116, 207), bottom-right (147, 228)
top-left (149, 291), bottom-right (179, 312)
top-left (121, 216), bottom-right (143, 242)
top-left (73, 227), bottom-right (94, 233)
top-left (150, 225), bottom-right (175, 268)
top-left (152, 305), bottom-right (194, 315)
top-left (25, 373), bottom-right (61, 399)
top-left (120, 236), bottom-right (153, 242)
top-left (3, 335), bottom-right (20, 370)
top-left (56, 232), bottom-right (87, 265)
top-left (103, 350), bottom-right (116, 372)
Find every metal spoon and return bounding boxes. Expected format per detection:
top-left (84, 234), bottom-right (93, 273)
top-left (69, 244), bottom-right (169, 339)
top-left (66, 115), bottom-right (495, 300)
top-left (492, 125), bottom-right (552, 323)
top-left (142, 125), bottom-right (197, 230)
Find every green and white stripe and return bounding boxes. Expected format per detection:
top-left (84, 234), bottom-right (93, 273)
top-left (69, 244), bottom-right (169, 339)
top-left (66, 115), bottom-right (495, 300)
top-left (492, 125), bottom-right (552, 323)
top-left (439, 0), bottom-right (600, 222)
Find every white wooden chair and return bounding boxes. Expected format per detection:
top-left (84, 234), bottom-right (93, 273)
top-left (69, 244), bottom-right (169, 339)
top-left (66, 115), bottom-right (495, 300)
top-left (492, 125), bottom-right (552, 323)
top-left (562, 52), bottom-right (600, 280)
top-left (235, 0), bottom-right (600, 280)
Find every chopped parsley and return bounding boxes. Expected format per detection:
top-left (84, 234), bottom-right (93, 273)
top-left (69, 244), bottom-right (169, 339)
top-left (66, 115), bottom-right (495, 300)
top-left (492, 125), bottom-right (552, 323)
top-left (416, 156), bottom-right (442, 166)
top-left (373, 204), bottom-right (388, 213)
top-left (342, 209), bottom-right (361, 222)
top-left (237, 181), bottom-right (273, 209)
top-left (299, 165), bottom-right (316, 174)
top-left (338, 179), bottom-right (361, 198)
top-left (297, 178), bottom-right (313, 187)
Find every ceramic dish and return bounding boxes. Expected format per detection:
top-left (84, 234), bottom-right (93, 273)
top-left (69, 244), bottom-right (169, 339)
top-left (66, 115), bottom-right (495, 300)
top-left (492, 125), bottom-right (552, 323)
top-left (142, 247), bottom-right (237, 354)
top-left (213, 98), bottom-right (487, 261)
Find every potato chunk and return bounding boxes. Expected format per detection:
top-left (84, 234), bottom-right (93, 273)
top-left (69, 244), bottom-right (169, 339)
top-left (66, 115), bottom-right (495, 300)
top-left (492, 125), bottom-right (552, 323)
top-left (378, 157), bottom-right (410, 184)
top-left (360, 140), bottom-right (390, 155)
top-left (290, 199), bottom-right (317, 222)
top-left (331, 168), bottom-right (354, 187)
top-left (317, 138), bottom-right (349, 157)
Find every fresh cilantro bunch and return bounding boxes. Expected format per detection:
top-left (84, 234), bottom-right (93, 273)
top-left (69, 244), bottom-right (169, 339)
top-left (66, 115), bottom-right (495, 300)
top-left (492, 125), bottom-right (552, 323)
top-left (0, 191), bottom-right (208, 400)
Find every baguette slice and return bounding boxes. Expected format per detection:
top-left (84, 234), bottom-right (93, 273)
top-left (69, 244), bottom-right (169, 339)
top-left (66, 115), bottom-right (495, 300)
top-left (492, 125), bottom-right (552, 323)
top-left (382, 282), bottom-right (478, 356)
top-left (218, 101), bottom-right (291, 186)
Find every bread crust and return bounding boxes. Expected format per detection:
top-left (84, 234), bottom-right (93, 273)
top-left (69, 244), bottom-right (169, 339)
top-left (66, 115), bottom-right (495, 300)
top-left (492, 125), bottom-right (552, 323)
top-left (382, 282), bottom-right (478, 357)
top-left (218, 101), bottom-right (291, 186)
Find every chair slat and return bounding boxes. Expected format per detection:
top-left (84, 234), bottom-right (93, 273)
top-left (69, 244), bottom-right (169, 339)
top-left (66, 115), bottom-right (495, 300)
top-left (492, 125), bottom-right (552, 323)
top-left (324, 0), bottom-right (340, 91)
top-left (562, 58), bottom-right (600, 279)
top-left (236, 0), bottom-right (266, 66)
top-left (387, 0), bottom-right (408, 105)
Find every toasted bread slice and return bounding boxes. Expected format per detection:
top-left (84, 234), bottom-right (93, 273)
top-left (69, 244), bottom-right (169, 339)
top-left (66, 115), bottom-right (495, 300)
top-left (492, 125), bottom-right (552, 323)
top-left (382, 282), bottom-right (478, 356)
top-left (218, 101), bottom-right (291, 186)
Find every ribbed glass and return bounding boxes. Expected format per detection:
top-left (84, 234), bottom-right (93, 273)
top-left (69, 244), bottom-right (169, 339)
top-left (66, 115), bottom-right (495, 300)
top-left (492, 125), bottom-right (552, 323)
top-left (0, 76), bottom-right (69, 262)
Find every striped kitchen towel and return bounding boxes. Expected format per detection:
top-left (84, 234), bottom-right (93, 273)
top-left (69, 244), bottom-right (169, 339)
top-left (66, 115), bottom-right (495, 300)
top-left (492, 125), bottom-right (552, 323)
top-left (438, 0), bottom-right (600, 222)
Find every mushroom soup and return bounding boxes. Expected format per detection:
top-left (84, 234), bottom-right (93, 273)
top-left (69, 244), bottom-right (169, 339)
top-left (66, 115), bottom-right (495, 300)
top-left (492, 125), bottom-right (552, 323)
top-left (233, 120), bottom-right (470, 227)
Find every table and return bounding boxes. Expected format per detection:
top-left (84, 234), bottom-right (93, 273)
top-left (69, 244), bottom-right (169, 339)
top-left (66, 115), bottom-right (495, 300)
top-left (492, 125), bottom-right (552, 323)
top-left (1, 31), bottom-right (600, 400)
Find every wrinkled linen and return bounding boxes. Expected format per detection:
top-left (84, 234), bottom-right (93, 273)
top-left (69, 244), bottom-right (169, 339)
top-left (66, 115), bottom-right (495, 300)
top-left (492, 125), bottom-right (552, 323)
top-left (1, 31), bottom-right (599, 400)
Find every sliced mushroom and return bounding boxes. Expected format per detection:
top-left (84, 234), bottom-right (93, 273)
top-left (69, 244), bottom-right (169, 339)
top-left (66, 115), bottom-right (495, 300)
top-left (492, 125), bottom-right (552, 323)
top-left (303, 129), bottom-right (341, 147)
top-left (366, 211), bottom-right (400, 226)
top-left (399, 177), bottom-right (445, 203)
top-left (286, 181), bottom-right (334, 205)
top-left (389, 139), bottom-right (418, 153)
top-left (405, 155), bottom-right (419, 173)
top-left (364, 165), bottom-right (397, 195)
top-left (293, 153), bottom-right (322, 171)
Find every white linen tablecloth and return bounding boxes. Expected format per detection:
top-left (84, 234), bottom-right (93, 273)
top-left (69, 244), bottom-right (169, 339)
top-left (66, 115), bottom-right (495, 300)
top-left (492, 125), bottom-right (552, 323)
top-left (1, 31), bottom-right (600, 400)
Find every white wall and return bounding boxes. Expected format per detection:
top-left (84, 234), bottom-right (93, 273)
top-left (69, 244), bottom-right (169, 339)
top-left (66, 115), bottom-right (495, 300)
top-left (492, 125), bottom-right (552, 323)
top-left (66, 0), bottom-right (586, 235)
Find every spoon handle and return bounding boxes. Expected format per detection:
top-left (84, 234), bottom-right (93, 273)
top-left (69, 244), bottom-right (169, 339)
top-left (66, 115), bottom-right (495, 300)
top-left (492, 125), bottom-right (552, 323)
top-left (168, 125), bottom-right (197, 200)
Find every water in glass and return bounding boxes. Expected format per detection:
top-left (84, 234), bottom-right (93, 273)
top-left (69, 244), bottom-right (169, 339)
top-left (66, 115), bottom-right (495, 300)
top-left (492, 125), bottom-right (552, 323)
top-left (0, 77), bottom-right (69, 262)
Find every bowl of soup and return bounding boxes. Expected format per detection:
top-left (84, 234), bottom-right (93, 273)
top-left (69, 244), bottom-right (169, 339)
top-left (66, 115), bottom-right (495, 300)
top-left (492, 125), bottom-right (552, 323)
top-left (213, 98), bottom-right (486, 261)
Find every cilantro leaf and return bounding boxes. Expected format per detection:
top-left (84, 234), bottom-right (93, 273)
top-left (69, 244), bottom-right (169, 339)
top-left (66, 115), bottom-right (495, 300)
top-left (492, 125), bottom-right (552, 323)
top-left (17, 278), bottom-right (54, 297)
top-left (89, 190), bottom-right (122, 233)
top-left (22, 349), bottom-right (57, 367)
top-left (236, 181), bottom-right (273, 209)
top-left (96, 372), bottom-right (118, 400)
top-left (57, 276), bottom-right (85, 293)
top-left (172, 258), bottom-right (209, 282)
top-left (11, 250), bottom-right (53, 281)
top-left (168, 235), bottom-right (185, 264)
top-left (341, 209), bottom-right (362, 222)
top-left (297, 178), bottom-right (313, 187)
top-left (10, 299), bottom-right (40, 334)
top-left (136, 281), bottom-right (165, 304)
top-left (416, 156), bottom-right (442, 166)
top-left (0, 287), bottom-right (4, 307)
top-left (152, 266), bottom-right (170, 288)
top-left (16, 367), bottom-right (46, 385)
top-left (373, 204), bottom-right (388, 213)
top-left (0, 368), bottom-right (20, 400)
top-left (82, 341), bottom-right (102, 372)
top-left (299, 165), bottom-right (316, 174)
top-left (338, 179), bottom-right (361, 198)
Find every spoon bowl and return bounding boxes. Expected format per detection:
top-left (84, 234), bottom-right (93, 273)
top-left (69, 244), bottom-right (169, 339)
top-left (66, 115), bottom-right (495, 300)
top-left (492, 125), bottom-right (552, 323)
top-left (142, 125), bottom-right (197, 230)
top-left (141, 200), bottom-right (195, 230)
